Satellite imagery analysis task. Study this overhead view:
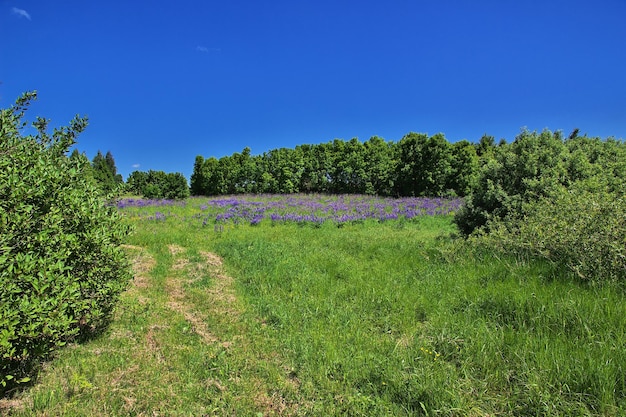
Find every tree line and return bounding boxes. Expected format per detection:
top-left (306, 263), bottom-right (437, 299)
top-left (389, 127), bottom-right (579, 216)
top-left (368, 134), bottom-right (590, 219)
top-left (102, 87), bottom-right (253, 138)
top-left (189, 133), bottom-right (500, 198)
top-left (73, 150), bottom-right (190, 200)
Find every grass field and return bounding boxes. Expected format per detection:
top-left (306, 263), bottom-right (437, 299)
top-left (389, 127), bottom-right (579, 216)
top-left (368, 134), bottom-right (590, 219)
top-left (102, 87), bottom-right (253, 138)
top-left (3, 195), bottom-right (625, 416)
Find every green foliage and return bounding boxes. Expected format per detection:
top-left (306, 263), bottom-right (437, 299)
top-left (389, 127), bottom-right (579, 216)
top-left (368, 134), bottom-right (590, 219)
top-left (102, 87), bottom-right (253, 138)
top-left (0, 92), bottom-right (132, 395)
top-left (457, 128), bottom-right (626, 283)
top-left (475, 134), bottom-right (496, 158)
top-left (91, 150), bottom-right (123, 195)
top-left (190, 134), bottom-right (479, 198)
top-left (455, 129), bottom-right (575, 235)
top-left (363, 136), bottom-right (396, 195)
top-left (190, 155), bottom-right (208, 196)
top-left (127, 170), bottom-right (190, 199)
top-left (393, 132), bottom-right (429, 196)
top-left (258, 147), bottom-right (303, 194)
top-left (328, 138), bottom-right (368, 193)
top-left (299, 143), bottom-right (333, 193)
top-left (477, 184), bottom-right (626, 283)
top-left (395, 132), bottom-right (465, 197)
top-left (449, 140), bottom-right (479, 196)
top-left (126, 170), bottom-right (149, 195)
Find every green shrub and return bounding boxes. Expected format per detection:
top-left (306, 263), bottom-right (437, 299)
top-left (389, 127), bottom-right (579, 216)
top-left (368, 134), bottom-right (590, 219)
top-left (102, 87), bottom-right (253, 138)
top-left (162, 172), bottom-right (190, 199)
top-left (476, 184), bottom-right (626, 283)
top-left (0, 92), bottom-right (132, 395)
top-left (455, 129), bottom-right (626, 236)
top-left (454, 129), bottom-right (570, 235)
top-left (455, 129), bottom-right (626, 283)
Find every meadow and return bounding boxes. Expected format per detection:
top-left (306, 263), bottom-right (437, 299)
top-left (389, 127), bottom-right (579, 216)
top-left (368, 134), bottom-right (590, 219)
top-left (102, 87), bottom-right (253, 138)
top-left (4, 194), bottom-right (625, 416)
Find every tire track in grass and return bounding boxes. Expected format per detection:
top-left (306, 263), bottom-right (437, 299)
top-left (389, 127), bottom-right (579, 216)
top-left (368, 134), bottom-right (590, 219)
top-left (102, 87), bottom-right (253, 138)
top-left (2, 243), bottom-right (299, 415)
top-left (119, 244), bottom-right (157, 310)
top-left (97, 245), bottom-right (184, 414)
top-left (199, 250), bottom-right (240, 320)
top-left (165, 244), bottom-right (299, 416)
top-left (166, 244), bottom-right (220, 345)
top-left (112, 245), bottom-right (170, 410)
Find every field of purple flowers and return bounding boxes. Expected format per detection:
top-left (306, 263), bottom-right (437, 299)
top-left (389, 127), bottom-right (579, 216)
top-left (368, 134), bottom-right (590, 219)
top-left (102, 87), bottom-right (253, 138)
top-left (116, 194), bottom-right (463, 227)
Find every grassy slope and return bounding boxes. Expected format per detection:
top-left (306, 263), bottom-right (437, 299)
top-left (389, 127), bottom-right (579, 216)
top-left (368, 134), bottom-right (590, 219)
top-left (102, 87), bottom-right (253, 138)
top-left (4, 209), bottom-right (625, 416)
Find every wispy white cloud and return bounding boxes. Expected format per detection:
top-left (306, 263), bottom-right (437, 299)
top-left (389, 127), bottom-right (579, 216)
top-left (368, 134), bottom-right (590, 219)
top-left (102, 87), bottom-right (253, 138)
top-left (196, 45), bottom-right (221, 53)
top-left (12, 7), bottom-right (31, 20)
top-left (132, 164), bottom-right (141, 169)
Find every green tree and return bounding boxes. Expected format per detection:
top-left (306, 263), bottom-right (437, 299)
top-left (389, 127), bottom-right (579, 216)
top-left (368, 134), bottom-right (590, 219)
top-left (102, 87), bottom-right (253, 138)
top-left (0, 92), bottom-right (132, 394)
top-left (136, 170), bottom-right (189, 199)
top-left (340, 138), bottom-right (368, 194)
top-left (262, 147), bottom-right (305, 193)
top-left (395, 132), bottom-right (429, 196)
top-left (190, 155), bottom-right (208, 196)
top-left (126, 170), bottom-right (149, 195)
top-left (105, 151), bottom-right (123, 184)
top-left (364, 136), bottom-right (396, 196)
top-left (325, 138), bottom-right (368, 194)
top-left (449, 140), bottom-right (479, 196)
top-left (475, 134), bottom-right (496, 158)
top-left (232, 147), bottom-right (257, 193)
top-left (216, 155), bottom-right (235, 194)
top-left (419, 133), bottom-right (454, 196)
top-left (91, 150), bottom-right (121, 194)
top-left (203, 157), bottom-right (222, 195)
top-left (190, 155), bottom-right (222, 196)
top-left (299, 143), bottom-right (332, 193)
top-left (163, 172), bottom-right (190, 199)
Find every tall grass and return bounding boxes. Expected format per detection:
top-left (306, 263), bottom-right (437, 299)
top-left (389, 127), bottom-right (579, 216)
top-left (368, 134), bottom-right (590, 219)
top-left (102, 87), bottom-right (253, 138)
top-left (214, 219), bottom-right (626, 415)
top-left (4, 195), bottom-right (625, 416)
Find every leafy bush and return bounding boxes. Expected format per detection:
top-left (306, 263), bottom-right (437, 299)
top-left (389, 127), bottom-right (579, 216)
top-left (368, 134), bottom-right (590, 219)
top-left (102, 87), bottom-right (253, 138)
top-left (454, 129), bottom-right (570, 235)
top-left (0, 92), bottom-right (132, 395)
top-left (475, 184), bottom-right (626, 283)
top-left (126, 170), bottom-right (149, 195)
top-left (456, 128), bottom-right (626, 283)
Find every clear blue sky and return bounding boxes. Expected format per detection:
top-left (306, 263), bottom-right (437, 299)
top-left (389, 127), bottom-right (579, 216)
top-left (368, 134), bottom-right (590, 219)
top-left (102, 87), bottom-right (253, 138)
top-left (2, 1), bottom-right (625, 180)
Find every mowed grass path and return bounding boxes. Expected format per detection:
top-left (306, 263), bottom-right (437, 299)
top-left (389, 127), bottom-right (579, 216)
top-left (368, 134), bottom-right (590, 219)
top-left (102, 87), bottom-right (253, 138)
top-left (4, 220), bottom-right (301, 416)
top-left (4, 202), bottom-right (626, 416)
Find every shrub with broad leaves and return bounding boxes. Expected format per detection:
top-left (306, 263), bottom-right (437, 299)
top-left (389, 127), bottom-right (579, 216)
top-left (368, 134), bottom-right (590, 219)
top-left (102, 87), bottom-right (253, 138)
top-left (0, 92), bottom-right (132, 395)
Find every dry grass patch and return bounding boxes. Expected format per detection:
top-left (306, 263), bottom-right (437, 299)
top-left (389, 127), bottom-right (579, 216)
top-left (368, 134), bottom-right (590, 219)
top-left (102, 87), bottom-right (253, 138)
top-left (0, 398), bottom-right (29, 414)
top-left (164, 246), bottom-right (235, 345)
top-left (122, 244), bottom-right (155, 290)
top-left (200, 251), bottom-right (239, 317)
